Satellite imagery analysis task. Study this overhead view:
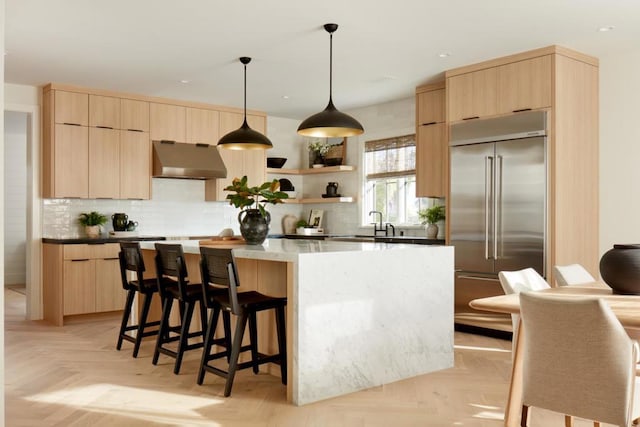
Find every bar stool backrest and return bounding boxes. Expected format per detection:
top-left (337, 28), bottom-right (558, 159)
top-left (119, 242), bottom-right (146, 290)
top-left (199, 247), bottom-right (241, 315)
top-left (154, 243), bottom-right (189, 300)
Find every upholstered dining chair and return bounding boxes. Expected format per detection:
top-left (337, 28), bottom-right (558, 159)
top-left (498, 267), bottom-right (550, 338)
top-left (553, 264), bottom-right (596, 287)
top-left (519, 291), bottom-right (640, 427)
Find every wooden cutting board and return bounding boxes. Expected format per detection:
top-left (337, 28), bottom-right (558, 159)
top-left (199, 236), bottom-right (246, 246)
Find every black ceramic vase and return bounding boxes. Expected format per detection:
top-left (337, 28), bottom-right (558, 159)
top-left (599, 244), bottom-right (640, 295)
top-left (238, 209), bottom-right (270, 245)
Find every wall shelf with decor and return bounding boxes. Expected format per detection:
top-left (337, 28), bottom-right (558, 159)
top-left (281, 196), bottom-right (355, 204)
top-left (267, 165), bottom-right (355, 175)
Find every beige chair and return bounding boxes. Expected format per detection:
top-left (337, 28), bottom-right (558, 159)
top-left (498, 268), bottom-right (550, 336)
top-left (519, 291), bottom-right (640, 427)
top-left (553, 264), bottom-right (596, 287)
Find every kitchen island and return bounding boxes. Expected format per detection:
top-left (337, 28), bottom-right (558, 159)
top-left (140, 238), bottom-right (454, 405)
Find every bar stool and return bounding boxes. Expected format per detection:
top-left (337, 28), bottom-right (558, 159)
top-left (116, 242), bottom-right (161, 358)
top-left (153, 243), bottom-right (207, 374)
top-left (197, 246), bottom-right (287, 397)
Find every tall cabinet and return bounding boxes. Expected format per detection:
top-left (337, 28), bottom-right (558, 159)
top-left (443, 45), bottom-right (599, 327)
top-left (415, 82), bottom-right (447, 198)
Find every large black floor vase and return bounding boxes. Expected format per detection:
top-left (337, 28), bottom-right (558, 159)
top-left (238, 209), bottom-right (270, 245)
top-left (599, 244), bottom-right (640, 295)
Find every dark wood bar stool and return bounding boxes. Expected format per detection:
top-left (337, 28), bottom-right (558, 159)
top-left (197, 246), bottom-right (287, 397)
top-left (116, 242), bottom-right (161, 358)
top-left (153, 243), bottom-right (207, 374)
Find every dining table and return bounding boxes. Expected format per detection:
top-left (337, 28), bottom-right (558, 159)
top-left (470, 283), bottom-right (640, 427)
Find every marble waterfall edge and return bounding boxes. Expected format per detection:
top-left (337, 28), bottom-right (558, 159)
top-left (294, 246), bottom-right (454, 405)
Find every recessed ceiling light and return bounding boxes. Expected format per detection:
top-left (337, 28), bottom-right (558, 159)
top-left (282, 95), bottom-right (290, 100)
top-left (179, 79), bottom-right (190, 84)
top-left (598, 26), bottom-right (615, 32)
top-left (438, 53), bottom-right (451, 58)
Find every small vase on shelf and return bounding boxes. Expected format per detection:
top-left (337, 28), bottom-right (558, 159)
top-left (426, 223), bottom-right (438, 239)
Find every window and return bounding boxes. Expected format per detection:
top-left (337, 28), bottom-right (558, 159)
top-left (363, 134), bottom-right (429, 225)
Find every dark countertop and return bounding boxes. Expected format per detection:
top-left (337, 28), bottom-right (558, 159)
top-left (273, 234), bottom-right (445, 245)
top-left (42, 236), bottom-right (167, 244)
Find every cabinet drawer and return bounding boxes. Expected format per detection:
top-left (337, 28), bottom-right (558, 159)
top-left (64, 244), bottom-right (92, 260)
top-left (91, 243), bottom-right (120, 259)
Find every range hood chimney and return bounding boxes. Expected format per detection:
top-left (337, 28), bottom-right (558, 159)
top-left (152, 140), bottom-right (227, 180)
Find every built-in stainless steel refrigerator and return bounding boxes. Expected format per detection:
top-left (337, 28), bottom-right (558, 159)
top-left (449, 111), bottom-right (546, 335)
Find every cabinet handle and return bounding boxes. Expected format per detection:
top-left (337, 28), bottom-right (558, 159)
top-left (127, 129), bottom-right (144, 132)
top-left (421, 121), bottom-right (437, 126)
top-left (103, 257), bottom-right (119, 261)
top-left (96, 197), bottom-right (114, 200)
top-left (512, 108), bottom-right (532, 113)
top-left (71, 259), bottom-right (90, 262)
top-left (462, 116), bottom-right (480, 121)
top-left (196, 143), bottom-right (210, 148)
top-left (160, 140), bottom-right (176, 144)
top-left (87, 243), bottom-right (106, 246)
top-left (63, 122), bottom-right (82, 126)
top-left (96, 125), bottom-right (114, 129)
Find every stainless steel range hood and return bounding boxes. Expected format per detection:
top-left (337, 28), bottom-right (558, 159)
top-left (152, 140), bottom-right (227, 180)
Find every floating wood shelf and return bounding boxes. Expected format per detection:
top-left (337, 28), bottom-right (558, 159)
top-left (267, 165), bottom-right (355, 175)
top-left (282, 197), bottom-right (355, 204)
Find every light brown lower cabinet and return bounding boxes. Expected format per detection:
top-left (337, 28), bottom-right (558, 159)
top-left (44, 243), bottom-right (125, 326)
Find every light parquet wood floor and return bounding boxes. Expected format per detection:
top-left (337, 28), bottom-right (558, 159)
top-left (4, 288), bottom-right (615, 426)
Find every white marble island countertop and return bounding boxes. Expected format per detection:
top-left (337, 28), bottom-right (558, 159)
top-left (140, 238), bottom-right (454, 405)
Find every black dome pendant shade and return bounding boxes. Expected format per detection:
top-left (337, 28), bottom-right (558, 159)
top-left (218, 57), bottom-right (273, 150)
top-left (298, 23), bottom-right (364, 138)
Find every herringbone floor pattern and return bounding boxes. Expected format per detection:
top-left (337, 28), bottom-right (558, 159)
top-left (4, 288), bottom-right (612, 426)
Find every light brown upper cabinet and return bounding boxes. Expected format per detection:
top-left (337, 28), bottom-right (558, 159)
top-left (447, 68), bottom-right (497, 122)
top-left (497, 56), bottom-right (552, 113)
top-left (186, 108), bottom-right (219, 145)
top-left (54, 90), bottom-right (88, 126)
top-left (150, 103), bottom-right (186, 142)
top-left (53, 123), bottom-right (89, 198)
top-left (417, 89), bottom-right (445, 125)
top-left (205, 112), bottom-right (267, 202)
top-left (88, 127), bottom-right (120, 199)
top-left (415, 83), bottom-right (447, 198)
top-left (121, 99), bottom-right (149, 132)
top-left (120, 130), bottom-right (151, 200)
top-left (89, 95), bottom-right (120, 129)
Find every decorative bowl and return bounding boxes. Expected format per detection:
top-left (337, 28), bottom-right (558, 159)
top-left (267, 157), bottom-right (287, 168)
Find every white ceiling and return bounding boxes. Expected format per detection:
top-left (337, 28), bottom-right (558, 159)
top-left (5, 0), bottom-right (640, 120)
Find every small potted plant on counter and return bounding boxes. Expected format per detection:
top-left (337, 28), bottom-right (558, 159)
top-left (224, 176), bottom-right (288, 245)
top-left (418, 205), bottom-right (445, 239)
top-left (78, 211), bottom-right (108, 238)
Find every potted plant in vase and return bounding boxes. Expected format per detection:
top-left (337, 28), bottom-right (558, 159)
top-left (225, 176), bottom-right (288, 245)
top-left (308, 139), bottom-right (330, 168)
top-left (418, 205), bottom-right (445, 239)
top-left (78, 211), bottom-right (107, 238)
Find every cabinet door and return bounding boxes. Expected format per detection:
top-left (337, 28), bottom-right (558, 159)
top-left (186, 108), bottom-right (219, 145)
top-left (120, 131), bottom-right (151, 200)
top-left (89, 95), bottom-right (120, 129)
top-left (417, 89), bottom-right (445, 125)
top-left (54, 90), bottom-right (88, 126)
top-left (89, 127), bottom-right (120, 199)
top-left (63, 259), bottom-right (95, 315)
top-left (121, 99), bottom-right (150, 132)
top-left (150, 103), bottom-right (186, 142)
top-left (95, 257), bottom-right (126, 312)
top-left (54, 124), bottom-right (89, 198)
top-left (209, 111), bottom-right (245, 201)
top-left (497, 56), bottom-right (552, 114)
top-left (416, 123), bottom-right (447, 198)
top-left (447, 68), bottom-right (497, 122)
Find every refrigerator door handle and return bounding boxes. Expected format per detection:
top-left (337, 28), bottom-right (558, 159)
top-left (485, 156), bottom-right (494, 260)
top-left (495, 155), bottom-right (503, 260)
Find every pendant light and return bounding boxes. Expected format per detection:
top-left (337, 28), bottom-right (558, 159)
top-left (218, 57), bottom-right (273, 150)
top-left (297, 23), bottom-right (364, 138)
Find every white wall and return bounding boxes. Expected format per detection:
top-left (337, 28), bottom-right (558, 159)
top-left (3, 111), bottom-right (27, 284)
top-left (1, 0), bottom-right (7, 418)
top-left (599, 47), bottom-right (640, 257)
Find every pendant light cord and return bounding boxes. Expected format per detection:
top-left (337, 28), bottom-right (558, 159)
top-left (243, 61), bottom-right (247, 122)
top-left (329, 31), bottom-right (333, 102)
